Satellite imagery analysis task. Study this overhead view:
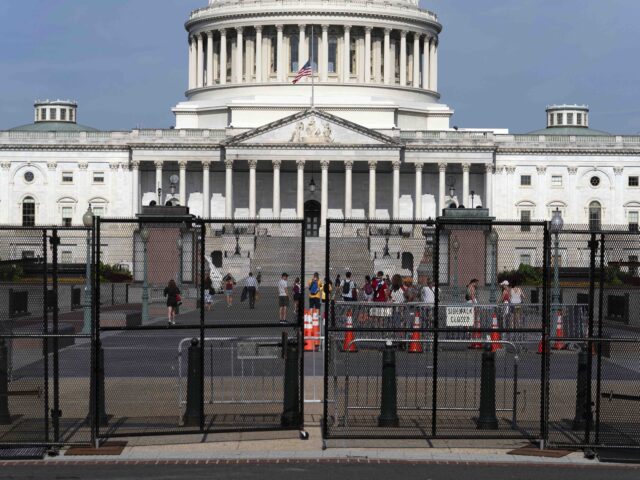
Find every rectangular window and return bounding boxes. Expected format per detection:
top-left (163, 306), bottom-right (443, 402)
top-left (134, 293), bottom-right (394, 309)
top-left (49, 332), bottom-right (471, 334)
top-left (50, 108), bottom-right (56, 120)
top-left (40, 109), bottom-right (46, 121)
top-left (629, 176), bottom-right (639, 187)
top-left (22, 251), bottom-right (35, 259)
top-left (93, 206), bottom-right (104, 217)
top-left (61, 109), bottom-right (67, 121)
top-left (62, 171), bottom-right (73, 184)
top-left (629, 211), bottom-right (639, 232)
top-left (93, 171), bottom-right (105, 183)
top-left (630, 255), bottom-right (639, 277)
top-left (520, 175), bottom-right (531, 186)
top-left (520, 254), bottom-right (532, 266)
top-left (328, 37), bottom-right (337, 73)
top-left (290, 35), bottom-right (299, 73)
top-left (577, 113), bottom-right (582, 125)
top-left (62, 206), bottom-right (73, 227)
top-left (556, 113), bottom-right (563, 125)
top-left (551, 175), bottom-right (563, 187)
top-left (549, 115), bottom-right (554, 126)
top-left (22, 202), bottom-right (35, 227)
top-left (520, 210), bottom-right (531, 232)
top-left (567, 113), bottom-right (574, 125)
top-left (61, 251), bottom-right (73, 264)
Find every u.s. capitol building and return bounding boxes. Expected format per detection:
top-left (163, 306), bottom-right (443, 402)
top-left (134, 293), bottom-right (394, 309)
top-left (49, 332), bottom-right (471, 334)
top-left (2, 0), bottom-right (640, 238)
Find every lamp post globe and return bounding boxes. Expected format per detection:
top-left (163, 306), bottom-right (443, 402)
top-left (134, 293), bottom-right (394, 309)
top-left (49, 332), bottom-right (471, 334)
top-left (81, 205), bottom-right (94, 334)
top-left (551, 209), bottom-right (564, 234)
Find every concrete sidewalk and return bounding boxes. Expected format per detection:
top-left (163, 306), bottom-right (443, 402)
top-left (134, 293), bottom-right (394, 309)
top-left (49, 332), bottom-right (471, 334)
top-left (40, 427), bottom-right (612, 466)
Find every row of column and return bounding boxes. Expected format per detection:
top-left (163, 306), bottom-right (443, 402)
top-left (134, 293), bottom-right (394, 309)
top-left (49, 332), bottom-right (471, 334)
top-left (133, 161), bottom-right (494, 222)
top-left (188, 25), bottom-right (438, 90)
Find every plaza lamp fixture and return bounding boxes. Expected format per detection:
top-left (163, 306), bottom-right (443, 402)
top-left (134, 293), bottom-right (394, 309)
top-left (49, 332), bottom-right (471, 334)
top-left (309, 163), bottom-right (316, 194)
top-left (81, 205), bottom-right (94, 334)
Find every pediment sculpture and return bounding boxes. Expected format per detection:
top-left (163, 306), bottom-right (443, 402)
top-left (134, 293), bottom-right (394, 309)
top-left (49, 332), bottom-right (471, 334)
top-left (289, 117), bottom-right (334, 144)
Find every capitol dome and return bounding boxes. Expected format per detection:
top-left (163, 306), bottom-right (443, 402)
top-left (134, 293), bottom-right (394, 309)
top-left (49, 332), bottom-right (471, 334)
top-left (173, 0), bottom-right (452, 130)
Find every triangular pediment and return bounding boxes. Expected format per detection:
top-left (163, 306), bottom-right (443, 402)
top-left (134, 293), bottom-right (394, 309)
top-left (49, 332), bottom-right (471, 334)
top-left (224, 109), bottom-right (399, 147)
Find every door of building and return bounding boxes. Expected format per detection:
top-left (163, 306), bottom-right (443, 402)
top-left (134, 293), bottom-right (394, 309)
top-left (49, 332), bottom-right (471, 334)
top-left (304, 200), bottom-right (321, 237)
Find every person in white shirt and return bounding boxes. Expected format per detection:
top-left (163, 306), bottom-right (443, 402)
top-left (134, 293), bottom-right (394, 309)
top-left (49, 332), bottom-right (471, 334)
top-left (278, 273), bottom-right (289, 324)
top-left (341, 271), bottom-right (357, 302)
top-left (244, 272), bottom-right (259, 309)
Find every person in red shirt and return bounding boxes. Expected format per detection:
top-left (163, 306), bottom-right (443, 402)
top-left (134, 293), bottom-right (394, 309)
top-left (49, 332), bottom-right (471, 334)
top-left (372, 271), bottom-right (389, 302)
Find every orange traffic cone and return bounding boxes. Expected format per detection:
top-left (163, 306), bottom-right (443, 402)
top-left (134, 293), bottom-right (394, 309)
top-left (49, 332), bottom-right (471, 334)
top-left (537, 336), bottom-right (547, 354)
top-left (469, 311), bottom-right (483, 350)
top-left (408, 311), bottom-right (423, 353)
top-left (312, 309), bottom-right (321, 350)
top-left (342, 310), bottom-right (357, 352)
top-left (489, 312), bottom-right (502, 352)
top-left (304, 309), bottom-right (314, 352)
top-left (552, 311), bottom-right (567, 350)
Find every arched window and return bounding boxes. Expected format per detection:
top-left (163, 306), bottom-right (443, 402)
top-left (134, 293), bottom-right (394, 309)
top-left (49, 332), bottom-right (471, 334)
top-left (22, 197), bottom-right (35, 226)
top-left (589, 201), bottom-right (601, 231)
top-left (290, 34), bottom-right (299, 72)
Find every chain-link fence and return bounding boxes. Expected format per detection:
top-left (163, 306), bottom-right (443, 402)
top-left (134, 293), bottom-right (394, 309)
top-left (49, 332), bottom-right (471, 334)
top-left (94, 218), bottom-right (305, 439)
top-left (0, 227), bottom-right (92, 447)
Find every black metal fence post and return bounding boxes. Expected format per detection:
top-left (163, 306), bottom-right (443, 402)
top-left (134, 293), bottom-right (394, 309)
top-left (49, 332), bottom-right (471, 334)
top-left (51, 228), bottom-right (60, 443)
top-left (199, 221), bottom-right (206, 432)
top-left (89, 341), bottom-right (108, 427)
top-left (477, 345), bottom-right (499, 430)
top-left (541, 223), bottom-right (550, 444)
top-left (378, 342), bottom-right (399, 428)
top-left (42, 229), bottom-right (49, 442)
top-left (281, 339), bottom-right (301, 427)
top-left (431, 220), bottom-right (440, 437)
top-left (0, 338), bottom-right (10, 424)
top-left (183, 338), bottom-right (202, 427)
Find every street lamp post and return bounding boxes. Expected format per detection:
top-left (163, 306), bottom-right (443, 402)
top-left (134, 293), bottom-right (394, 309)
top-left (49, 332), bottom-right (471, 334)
top-left (141, 227), bottom-right (150, 323)
top-left (488, 230), bottom-right (499, 303)
top-left (81, 206), bottom-right (94, 334)
top-left (550, 209), bottom-right (564, 314)
top-left (451, 234), bottom-right (460, 300)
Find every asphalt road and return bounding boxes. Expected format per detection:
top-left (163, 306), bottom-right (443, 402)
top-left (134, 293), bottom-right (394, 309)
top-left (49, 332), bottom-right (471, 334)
top-left (1, 461), bottom-right (639, 480)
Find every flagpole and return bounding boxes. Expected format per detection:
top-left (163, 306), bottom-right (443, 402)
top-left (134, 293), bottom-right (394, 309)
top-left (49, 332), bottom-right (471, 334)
top-left (311, 25), bottom-right (315, 108)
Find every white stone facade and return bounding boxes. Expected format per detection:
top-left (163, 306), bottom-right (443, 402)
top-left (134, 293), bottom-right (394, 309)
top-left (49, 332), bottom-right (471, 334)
top-left (1, 0), bottom-right (640, 233)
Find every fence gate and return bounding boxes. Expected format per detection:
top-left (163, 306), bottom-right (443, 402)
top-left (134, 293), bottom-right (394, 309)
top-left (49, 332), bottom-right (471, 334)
top-left (547, 230), bottom-right (640, 452)
top-left (0, 227), bottom-right (92, 451)
top-left (95, 217), bottom-right (305, 439)
top-left (324, 218), bottom-right (549, 443)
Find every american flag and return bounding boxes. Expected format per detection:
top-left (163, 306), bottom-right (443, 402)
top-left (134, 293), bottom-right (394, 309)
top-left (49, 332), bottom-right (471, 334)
top-left (293, 60), bottom-right (312, 84)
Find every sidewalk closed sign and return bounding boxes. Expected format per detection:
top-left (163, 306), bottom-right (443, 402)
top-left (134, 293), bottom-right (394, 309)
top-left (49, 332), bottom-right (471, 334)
top-left (446, 306), bottom-right (474, 327)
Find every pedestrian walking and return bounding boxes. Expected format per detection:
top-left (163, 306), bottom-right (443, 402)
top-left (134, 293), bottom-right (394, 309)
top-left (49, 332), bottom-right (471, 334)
top-left (278, 272), bottom-right (290, 324)
top-left (390, 274), bottom-right (409, 344)
top-left (510, 281), bottom-right (525, 339)
top-left (371, 271), bottom-right (390, 327)
top-left (308, 272), bottom-right (323, 311)
top-left (164, 279), bottom-right (180, 326)
top-left (362, 275), bottom-right (374, 302)
top-left (465, 279), bottom-right (479, 304)
top-left (223, 273), bottom-right (236, 307)
top-left (245, 272), bottom-right (258, 309)
top-left (341, 271), bottom-right (357, 302)
top-left (204, 276), bottom-right (214, 312)
top-left (500, 280), bottom-right (513, 331)
top-left (292, 277), bottom-right (302, 315)
top-left (334, 274), bottom-right (342, 297)
top-left (420, 277), bottom-right (437, 329)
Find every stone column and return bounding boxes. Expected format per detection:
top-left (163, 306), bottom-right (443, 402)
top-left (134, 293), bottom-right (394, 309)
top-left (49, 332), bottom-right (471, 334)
top-left (320, 160), bottom-right (330, 228)
top-left (179, 160), bottom-right (187, 206)
top-left (189, 36), bottom-right (196, 89)
top-left (462, 163), bottom-right (470, 207)
top-left (276, 24), bottom-right (284, 82)
top-left (202, 161), bottom-right (211, 218)
top-left (343, 26), bottom-right (351, 82)
top-left (399, 30), bottom-right (407, 86)
top-left (219, 29), bottom-right (227, 85)
top-left (225, 160), bottom-right (233, 218)
top-left (383, 28), bottom-right (391, 84)
top-left (273, 160), bottom-right (281, 219)
top-left (344, 161), bottom-right (353, 219)
top-left (413, 33), bottom-right (420, 88)
top-left (430, 37), bottom-right (438, 91)
top-left (321, 25), bottom-right (329, 82)
top-left (369, 160), bottom-right (377, 219)
top-left (364, 27), bottom-right (372, 84)
top-left (392, 160), bottom-right (401, 219)
top-left (255, 26), bottom-right (263, 83)
top-left (248, 160), bottom-right (257, 218)
top-left (207, 32), bottom-right (214, 86)
top-left (131, 161), bottom-right (140, 215)
top-left (155, 160), bottom-right (163, 204)
top-left (415, 163), bottom-right (423, 220)
top-left (484, 164), bottom-right (493, 214)
top-left (236, 27), bottom-right (244, 83)
top-left (299, 24), bottom-right (306, 70)
top-left (422, 35), bottom-right (430, 89)
top-left (438, 162), bottom-right (446, 216)
top-left (297, 160), bottom-right (305, 219)
top-left (197, 33), bottom-right (204, 88)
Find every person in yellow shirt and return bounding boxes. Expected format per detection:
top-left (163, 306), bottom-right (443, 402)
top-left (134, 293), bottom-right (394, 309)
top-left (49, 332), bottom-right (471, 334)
top-left (308, 272), bottom-right (323, 310)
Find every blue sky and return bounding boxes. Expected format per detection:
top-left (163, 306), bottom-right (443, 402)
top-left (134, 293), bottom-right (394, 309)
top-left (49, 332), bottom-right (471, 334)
top-left (1, 0), bottom-right (639, 133)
